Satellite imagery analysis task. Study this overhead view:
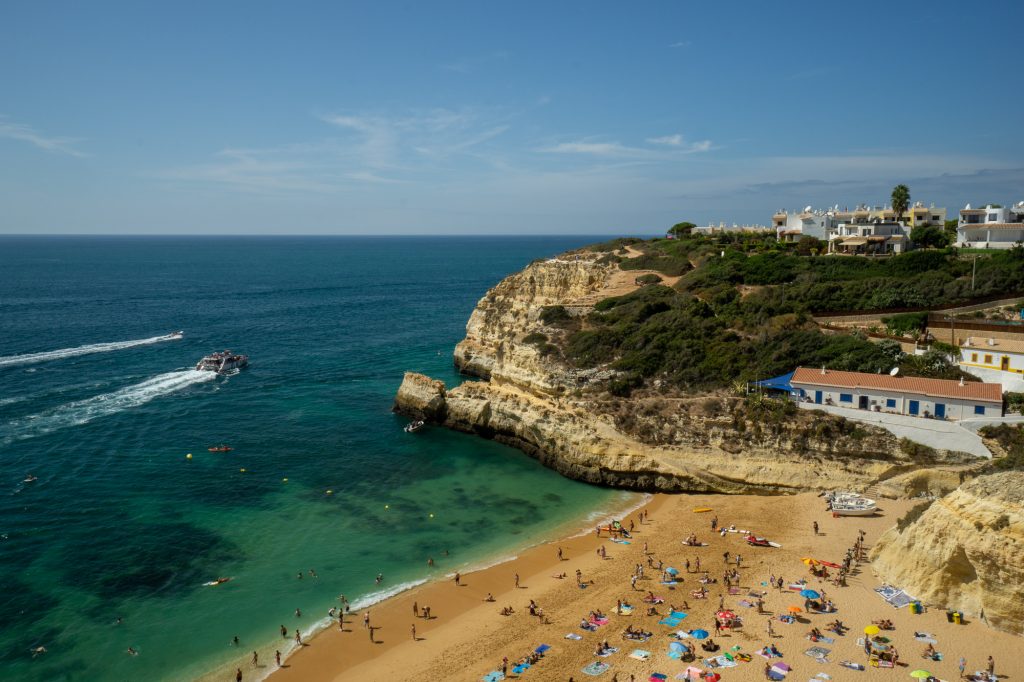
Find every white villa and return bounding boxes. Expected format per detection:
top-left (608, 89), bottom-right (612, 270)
top-left (774, 202), bottom-right (945, 243)
top-left (790, 367), bottom-right (1003, 420)
top-left (692, 222), bottom-right (775, 236)
top-left (827, 221), bottom-right (908, 255)
top-left (960, 336), bottom-right (1024, 374)
top-left (956, 202), bottom-right (1024, 248)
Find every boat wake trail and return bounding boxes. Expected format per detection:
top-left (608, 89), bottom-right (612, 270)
top-left (1, 370), bottom-right (216, 444)
top-left (0, 332), bottom-right (183, 368)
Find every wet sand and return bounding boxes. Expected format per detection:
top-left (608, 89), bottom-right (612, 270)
top-left (268, 492), bottom-right (1022, 682)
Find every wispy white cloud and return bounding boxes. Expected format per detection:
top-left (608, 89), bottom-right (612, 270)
top-left (669, 40), bottom-right (691, 48)
top-left (646, 134), bottom-right (712, 152)
top-left (540, 134), bottom-right (714, 158)
top-left (0, 116), bottom-right (86, 157)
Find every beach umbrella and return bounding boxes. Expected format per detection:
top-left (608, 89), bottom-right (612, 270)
top-left (666, 567), bottom-right (679, 575)
top-left (716, 610), bottom-right (736, 620)
top-left (800, 589), bottom-right (820, 599)
top-left (787, 606), bottom-right (802, 613)
top-left (864, 625), bottom-right (880, 636)
top-left (670, 642), bottom-right (685, 652)
top-left (801, 557), bottom-right (819, 566)
top-left (910, 671), bottom-right (932, 679)
top-left (690, 629), bottom-right (709, 639)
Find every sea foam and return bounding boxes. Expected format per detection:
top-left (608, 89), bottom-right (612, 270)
top-left (0, 332), bottom-right (182, 368)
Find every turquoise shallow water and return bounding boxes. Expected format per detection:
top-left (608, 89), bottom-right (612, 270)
top-left (0, 236), bottom-right (632, 681)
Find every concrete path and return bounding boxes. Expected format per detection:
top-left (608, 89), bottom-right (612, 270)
top-left (797, 402), bottom-right (991, 458)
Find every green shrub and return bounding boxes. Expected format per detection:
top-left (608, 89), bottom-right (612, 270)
top-left (523, 332), bottom-right (548, 346)
top-left (539, 305), bottom-right (572, 325)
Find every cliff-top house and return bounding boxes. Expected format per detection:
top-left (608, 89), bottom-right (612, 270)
top-left (956, 202), bottom-right (1024, 248)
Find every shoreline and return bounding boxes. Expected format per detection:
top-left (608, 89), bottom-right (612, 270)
top-left (193, 489), bottom-right (647, 682)
top-left (266, 491), bottom-right (1023, 682)
top-left (265, 491), bottom-right (657, 681)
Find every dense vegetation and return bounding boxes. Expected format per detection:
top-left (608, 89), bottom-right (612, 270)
top-left (556, 234), bottom-right (1023, 394)
top-left (978, 424), bottom-right (1024, 470)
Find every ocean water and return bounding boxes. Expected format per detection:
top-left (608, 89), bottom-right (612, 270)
top-left (0, 236), bottom-right (633, 682)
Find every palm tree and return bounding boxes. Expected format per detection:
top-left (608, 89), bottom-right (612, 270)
top-left (891, 184), bottom-right (910, 224)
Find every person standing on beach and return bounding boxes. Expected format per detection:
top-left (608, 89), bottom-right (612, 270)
top-left (557, 547), bottom-right (563, 560)
top-left (294, 630), bottom-right (302, 645)
top-left (711, 516), bottom-right (718, 531)
top-left (280, 624), bottom-right (287, 638)
top-left (812, 521), bottom-right (819, 535)
top-left (695, 557), bottom-right (701, 572)
top-left (514, 573), bottom-right (520, 588)
top-left (987, 656), bottom-right (995, 675)
top-left (236, 668), bottom-right (243, 682)
top-left (363, 611), bottom-right (370, 629)
top-left (368, 625), bottom-right (377, 642)
top-left (411, 623), bottom-right (416, 640)
top-left (413, 601), bottom-right (418, 616)
top-left (958, 657), bottom-right (966, 678)
top-left (455, 572), bottom-right (461, 586)
top-left (766, 619), bottom-right (775, 638)
top-left (275, 650), bottom-right (281, 667)
top-left (251, 651), bottom-right (258, 667)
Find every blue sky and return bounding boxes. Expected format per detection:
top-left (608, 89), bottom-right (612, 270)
top-left (2, 1), bottom-right (1023, 235)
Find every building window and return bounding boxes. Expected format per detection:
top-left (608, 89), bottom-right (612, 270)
top-left (839, 393), bottom-right (853, 403)
top-left (988, 213), bottom-right (998, 221)
top-left (886, 399), bottom-right (896, 408)
top-left (985, 355), bottom-right (993, 364)
top-left (971, 353), bottom-right (978, 362)
top-left (974, 405), bottom-right (985, 415)
top-left (932, 215), bottom-right (940, 221)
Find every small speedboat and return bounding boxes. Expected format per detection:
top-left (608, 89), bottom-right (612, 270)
top-left (404, 420), bottom-right (425, 434)
top-left (207, 445), bottom-right (233, 452)
top-left (23, 474), bottom-right (38, 483)
top-left (746, 535), bottom-right (780, 548)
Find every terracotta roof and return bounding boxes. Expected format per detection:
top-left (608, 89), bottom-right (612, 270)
top-left (791, 367), bottom-right (1002, 403)
top-left (959, 223), bottom-right (1024, 230)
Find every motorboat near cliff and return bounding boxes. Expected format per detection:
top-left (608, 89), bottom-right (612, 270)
top-left (195, 351), bottom-right (248, 373)
top-left (404, 420), bottom-right (426, 434)
top-left (827, 494), bottom-right (878, 516)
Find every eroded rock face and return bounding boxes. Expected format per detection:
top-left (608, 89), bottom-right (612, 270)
top-left (396, 253), bottom-right (974, 494)
top-left (871, 472), bottom-right (1024, 635)
top-left (393, 372), bottom-right (447, 422)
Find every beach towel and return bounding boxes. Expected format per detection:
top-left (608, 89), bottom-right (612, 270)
top-left (482, 672), bottom-right (505, 682)
top-left (913, 633), bottom-right (937, 644)
top-left (839, 661), bottom-right (865, 671)
top-left (512, 663), bottom-right (530, 674)
top-left (705, 655), bottom-right (738, 668)
top-left (661, 581), bottom-right (679, 586)
top-left (590, 617), bottom-right (609, 626)
top-left (749, 591), bottom-right (764, 598)
top-left (677, 668), bottom-right (706, 681)
top-left (611, 539), bottom-right (631, 545)
top-left (804, 646), bottom-right (831, 662)
top-left (582, 661), bottom-right (611, 676)
top-left (815, 674), bottom-right (831, 680)
top-left (630, 649), bottom-right (652, 660)
top-left (735, 653), bottom-right (752, 662)
top-left (535, 644), bottom-right (551, 654)
top-left (773, 663), bottom-right (792, 673)
top-left (616, 605), bottom-right (634, 615)
top-left (598, 647), bottom-right (619, 657)
top-left (739, 600), bottom-right (753, 608)
top-left (728, 587), bottom-right (742, 595)
top-left (650, 675), bottom-right (668, 681)
top-left (768, 672), bottom-right (786, 681)
top-left (670, 610), bottom-right (688, 619)
top-left (817, 636), bottom-right (834, 644)
top-left (659, 618), bottom-right (683, 627)
top-left (565, 633), bottom-right (583, 640)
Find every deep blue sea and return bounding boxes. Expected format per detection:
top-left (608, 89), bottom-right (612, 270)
top-left (0, 236), bottom-right (633, 681)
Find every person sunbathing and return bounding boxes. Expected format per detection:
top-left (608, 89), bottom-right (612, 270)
top-left (808, 627), bottom-right (822, 641)
top-left (580, 618), bottom-right (597, 631)
top-left (872, 619), bottom-right (893, 630)
top-left (501, 606), bottom-right (514, 616)
top-left (552, 572), bottom-right (566, 579)
top-left (646, 605), bottom-right (659, 616)
top-left (922, 644), bottom-right (937, 659)
top-left (768, 644), bottom-right (782, 657)
top-left (701, 639), bottom-right (719, 652)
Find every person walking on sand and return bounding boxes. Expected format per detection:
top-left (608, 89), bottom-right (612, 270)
top-left (558, 546), bottom-right (563, 560)
top-left (723, 551), bottom-right (730, 564)
top-left (368, 625), bottom-right (377, 642)
top-left (767, 619), bottom-right (775, 638)
top-left (987, 656), bottom-right (995, 675)
top-left (958, 656), bottom-right (966, 678)
top-left (413, 601), bottom-right (418, 616)
top-left (514, 573), bottom-right (520, 588)
top-left (363, 611), bottom-right (370, 629)
top-left (813, 521), bottom-right (819, 535)
top-left (411, 623), bottom-right (417, 640)
top-left (275, 650), bottom-right (281, 667)
top-left (251, 651), bottom-right (258, 667)
top-left (454, 572), bottom-right (461, 586)
top-left (236, 668), bottom-right (243, 682)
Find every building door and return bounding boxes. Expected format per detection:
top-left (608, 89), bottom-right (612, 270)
top-left (858, 395), bottom-right (869, 410)
top-left (935, 403), bottom-right (946, 419)
top-left (814, 391), bottom-right (822, 405)
top-left (909, 400), bottom-right (920, 415)
top-left (1001, 356), bottom-right (1010, 371)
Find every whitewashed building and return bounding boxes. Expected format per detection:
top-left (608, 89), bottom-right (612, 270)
top-left (956, 202), bottom-right (1024, 248)
top-left (790, 367), bottom-right (1002, 420)
top-left (827, 221), bottom-right (908, 255)
top-left (775, 202), bottom-right (945, 243)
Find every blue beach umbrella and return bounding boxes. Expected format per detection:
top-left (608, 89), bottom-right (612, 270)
top-left (666, 567), bottom-right (679, 575)
top-left (800, 589), bottom-right (821, 599)
top-left (690, 629), bottom-right (709, 639)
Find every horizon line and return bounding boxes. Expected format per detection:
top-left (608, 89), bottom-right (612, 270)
top-left (0, 232), bottom-right (661, 238)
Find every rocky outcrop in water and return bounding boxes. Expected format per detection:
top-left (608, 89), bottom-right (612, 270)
top-left (870, 472), bottom-right (1024, 635)
top-left (394, 251), bottom-right (974, 494)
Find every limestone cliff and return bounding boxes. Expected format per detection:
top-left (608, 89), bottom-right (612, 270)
top-left (394, 250), bottom-right (975, 494)
top-left (870, 472), bottom-right (1024, 635)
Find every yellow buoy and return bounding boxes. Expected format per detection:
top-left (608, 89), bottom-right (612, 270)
top-left (326, 490), bottom-right (333, 495)
top-left (429, 513), bottom-right (434, 518)
top-left (384, 504), bottom-right (390, 510)
top-left (186, 453), bottom-right (193, 460)
top-left (282, 478), bottom-right (288, 482)
top-left (240, 468), bottom-right (246, 473)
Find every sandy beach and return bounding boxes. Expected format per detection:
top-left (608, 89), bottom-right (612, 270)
top-left (266, 492), bottom-right (1022, 682)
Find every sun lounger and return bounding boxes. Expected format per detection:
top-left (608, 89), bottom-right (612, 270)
top-left (630, 649), bottom-right (652, 660)
top-left (582, 661), bottom-right (611, 676)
